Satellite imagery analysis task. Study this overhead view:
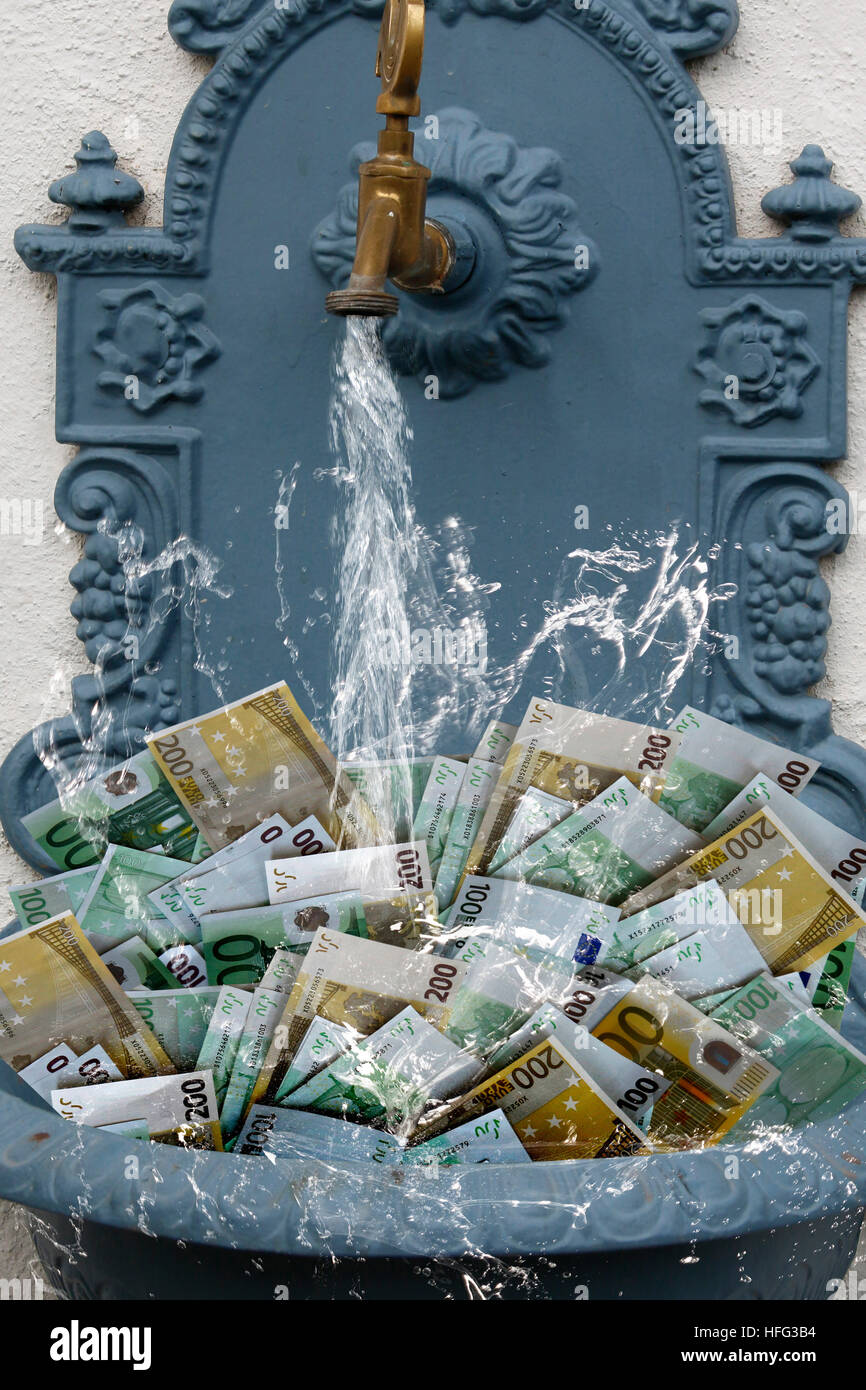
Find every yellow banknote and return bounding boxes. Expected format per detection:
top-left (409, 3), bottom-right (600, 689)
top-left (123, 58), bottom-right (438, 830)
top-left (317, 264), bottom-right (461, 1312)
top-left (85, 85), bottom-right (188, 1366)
top-left (147, 681), bottom-right (377, 850)
top-left (462, 698), bottom-right (680, 881)
top-left (0, 912), bottom-right (174, 1079)
top-left (420, 1035), bottom-right (653, 1160)
top-left (620, 806), bottom-right (866, 975)
top-left (584, 972), bottom-right (777, 1148)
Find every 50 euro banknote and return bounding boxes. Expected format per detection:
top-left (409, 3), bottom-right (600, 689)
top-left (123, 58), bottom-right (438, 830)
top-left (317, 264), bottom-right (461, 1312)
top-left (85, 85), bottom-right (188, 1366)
top-left (621, 805), bottom-right (866, 975)
top-left (461, 699), bottom-right (682, 882)
top-left (147, 681), bottom-right (377, 851)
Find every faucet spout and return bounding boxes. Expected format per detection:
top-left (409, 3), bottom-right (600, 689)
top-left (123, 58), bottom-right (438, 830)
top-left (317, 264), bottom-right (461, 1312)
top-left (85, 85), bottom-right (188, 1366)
top-left (325, 1), bottom-right (456, 319)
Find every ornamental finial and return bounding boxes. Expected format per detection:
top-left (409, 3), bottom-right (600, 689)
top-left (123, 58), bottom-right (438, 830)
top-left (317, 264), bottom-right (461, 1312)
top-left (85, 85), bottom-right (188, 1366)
top-left (762, 145), bottom-right (861, 243)
top-left (48, 131), bottom-right (144, 232)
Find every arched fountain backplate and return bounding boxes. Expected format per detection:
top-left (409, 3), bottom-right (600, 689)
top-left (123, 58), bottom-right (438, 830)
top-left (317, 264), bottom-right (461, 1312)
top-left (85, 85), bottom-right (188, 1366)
top-left (4, 0), bottom-right (866, 869)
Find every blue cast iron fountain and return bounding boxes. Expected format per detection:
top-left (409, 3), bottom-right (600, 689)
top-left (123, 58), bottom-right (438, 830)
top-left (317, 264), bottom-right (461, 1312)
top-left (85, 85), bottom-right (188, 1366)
top-left (2, 0), bottom-right (866, 1299)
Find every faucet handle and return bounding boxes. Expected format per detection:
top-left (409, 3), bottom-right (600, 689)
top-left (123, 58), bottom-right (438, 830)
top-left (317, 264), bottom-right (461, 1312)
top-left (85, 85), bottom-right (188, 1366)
top-left (375, 0), bottom-right (425, 118)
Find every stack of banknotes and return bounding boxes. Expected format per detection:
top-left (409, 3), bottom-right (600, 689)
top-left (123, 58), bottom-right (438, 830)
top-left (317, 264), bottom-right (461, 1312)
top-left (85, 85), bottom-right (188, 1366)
top-left (4, 681), bottom-right (866, 1166)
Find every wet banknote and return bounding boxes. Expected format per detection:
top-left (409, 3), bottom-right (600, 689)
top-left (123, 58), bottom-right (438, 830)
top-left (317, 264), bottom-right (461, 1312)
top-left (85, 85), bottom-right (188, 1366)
top-left (200, 894), bottom-right (369, 987)
top-left (659, 706), bottom-right (819, 832)
top-left (100, 935), bottom-right (179, 992)
top-left (432, 758), bottom-right (500, 909)
top-left (52, 1070), bottom-right (223, 1150)
top-left (18, 1042), bottom-right (122, 1099)
top-left (158, 943), bottom-right (208, 990)
top-left (219, 987), bottom-right (285, 1138)
top-left (420, 1034), bottom-right (653, 1160)
top-left (76, 844), bottom-right (194, 954)
top-left (711, 973), bottom-right (866, 1131)
top-left (247, 931), bottom-right (469, 1110)
top-left (342, 760), bottom-right (433, 842)
top-left (440, 940), bottom-right (565, 1054)
top-left (236, 1104), bottom-right (401, 1164)
top-left (487, 788), bottom-right (572, 875)
top-left (495, 777), bottom-right (702, 906)
top-left (799, 938), bottom-right (856, 1029)
top-left (577, 880), bottom-right (746, 974)
top-left (147, 681), bottom-right (377, 850)
top-left (266, 841), bottom-right (432, 904)
top-left (259, 947), bottom-right (301, 995)
top-left (481, 1003), bottom-right (671, 1123)
top-left (9, 867), bottom-right (98, 930)
top-left (147, 814), bottom-right (297, 930)
top-left (441, 874), bottom-right (619, 963)
top-left (582, 972), bottom-right (778, 1148)
top-left (193, 986), bottom-right (251, 1105)
top-left (0, 912), bottom-right (174, 1079)
top-left (22, 748), bottom-right (205, 871)
top-left (472, 720), bottom-right (517, 766)
top-left (632, 922), bottom-right (767, 1001)
top-left (272, 1015), bottom-right (357, 1102)
top-left (412, 758), bottom-right (466, 876)
top-left (621, 806), bottom-right (866, 974)
top-left (283, 1006), bottom-right (479, 1129)
top-left (128, 987), bottom-right (220, 1070)
top-left (403, 1108), bottom-right (530, 1167)
top-left (461, 698), bottom-right (681, 882)
top-left (702, 774), bottom-right (866, 895)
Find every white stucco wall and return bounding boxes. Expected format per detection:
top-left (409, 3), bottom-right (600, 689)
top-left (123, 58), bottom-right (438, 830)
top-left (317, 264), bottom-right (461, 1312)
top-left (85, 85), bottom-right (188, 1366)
top-left (0, 0), bottom-right (864, 1291)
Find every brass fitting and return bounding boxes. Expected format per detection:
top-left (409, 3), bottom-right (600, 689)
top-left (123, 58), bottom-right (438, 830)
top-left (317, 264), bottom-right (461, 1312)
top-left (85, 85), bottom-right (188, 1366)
top-left (325, 0), bottom-right (455, 318)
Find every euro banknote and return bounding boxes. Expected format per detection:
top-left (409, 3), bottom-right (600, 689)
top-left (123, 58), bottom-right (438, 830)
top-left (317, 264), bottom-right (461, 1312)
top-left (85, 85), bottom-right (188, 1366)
top-left (128, 988), bottom-right (220, 1070)
top-left (100, 935), bottom-right (179, 992)
top-left (200, 896), bottom-right (366, 987)
top-left (421, 1034), bottom-right (653, 1160)
top-left (18, 1041), bottom-right (122, 1099)
top-left (9, 866), bottom-right (98, 929)
top-left (710, 973), bottom-right (866, 1130)
top-left (487, 787), bottom-right (572, 875)
top-left (147, 681), bottom-right (377, 850)
top-left (147, 814), bottom-right (300, 930)
top-left (247, 930), bottom-right (469, 1110)
top-left (441, 874), bottom-right (620, 963)
top-left (403, 1108), bottom-right (530, 1166)
top-left (432, 757), bottom-right (500, 908)
top-left (236, 1104), bottom-right (401, 1164)
top-left (579, 971), bottom-right (778, 1147)
top-left (283, 1006), bottom-right (479, 1129)
top-left (801, 938), bottom-right (856, 1029)
top-left (472, 720), bottom-right (517, 765)
top-left (52, 1070), bottom-right (223, 1149)
top-left (219, 986), bottom-right (285, 1138)
top-left (441, 940), bottom-right (564, 1054)
top-left (494, 776), bottom-right (703, 906)
top-left (193, 986), bottom-right (251, 1105)
top-left (480, 1003), bottom-right (671, 1123)
top-left (266, 841), bottom-right (432, 904)
top-left (259, 947), bottom-right (301, 995)
top-left (461, 699), bottom-right (682, 882)
top-left (0, 913), bottom-right (173, 1079)
top-left (272, 1014), bottom-right (357, 1102)
top-left (22, 748), bottom-right (205, 871)
top-left (701, 774), bottom-right (866, 894)
top-left (576, 880), bottom-right (736, 973)
top-left (76, 844), bottom-right (194, 953)
top-left (158, 942), bottom-right (208, 989)
top-left (659, 706), bottom-right (818, 832)
top-left (621, 805), bottom-right (866, 974)
top-left (411, 757), bottom-right (466, 876)
top-left (632, 921), bottom-right (767, 1001)
top-left (342, 759), bottom-right (433, 842)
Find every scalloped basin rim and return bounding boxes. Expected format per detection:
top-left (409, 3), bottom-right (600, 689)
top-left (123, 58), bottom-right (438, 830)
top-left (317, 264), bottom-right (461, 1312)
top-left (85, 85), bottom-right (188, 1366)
top-left (1, 954), bottom-right (865, 1261)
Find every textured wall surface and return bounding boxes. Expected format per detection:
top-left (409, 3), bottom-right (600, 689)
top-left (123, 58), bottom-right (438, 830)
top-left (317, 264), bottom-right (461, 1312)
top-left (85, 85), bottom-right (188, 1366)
top-left (0, 0), bottom-right (864, 1293)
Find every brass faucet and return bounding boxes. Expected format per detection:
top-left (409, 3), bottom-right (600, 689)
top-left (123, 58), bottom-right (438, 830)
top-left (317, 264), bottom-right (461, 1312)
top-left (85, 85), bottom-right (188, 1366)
top-left (325, 0), bottom-right (455, 317)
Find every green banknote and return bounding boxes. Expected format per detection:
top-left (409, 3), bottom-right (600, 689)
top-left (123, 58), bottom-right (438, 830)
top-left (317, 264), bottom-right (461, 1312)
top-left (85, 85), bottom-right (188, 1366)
top-left (432, 758), bottom-right (500, 909)
top-left (76, 844), bottom-right (195, 953)
top-left (411, 757), bottom-right (466, 876)
top-left (487, 787), bottom-right (572, 875)
top-left (9, 867), bottom-right (98, 929)
top-left (342, 759), bottom-right (434, 842)
top-left (441, 874), bottom-right (619, 963)
top-left (194, 986), bottom-right (252, 1106)
top-left (22, 749), bottom-right (205, 871)
top-left (100, 935), bottom-right (179, 992)
top-left (472, 720), bottom-right (518, 766)
top-left (659, 707), bottom-right (819, 832)
top-left (272, 1015), bottom-right (357, 1102)
top-left (236, 1105), bottom-right (401, 1164)
top-left (219, 987), bottom-right (285, 1139)
top-left (495, 776), bottom-right (702, 906)
top-left (711, 973), bottom-right (866, 1131)
top-left (402, 1108), bottom-right (530, 1166)
top-left (128, 987), bottom-right (220, 1070)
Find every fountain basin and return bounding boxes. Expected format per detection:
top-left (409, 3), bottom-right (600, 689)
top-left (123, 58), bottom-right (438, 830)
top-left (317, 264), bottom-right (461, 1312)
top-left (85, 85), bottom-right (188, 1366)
top-left (2, 949), bottom-right (864, 1301)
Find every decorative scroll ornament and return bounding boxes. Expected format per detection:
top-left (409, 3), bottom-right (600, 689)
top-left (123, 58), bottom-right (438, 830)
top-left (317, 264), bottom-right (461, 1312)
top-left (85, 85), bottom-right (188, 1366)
top-left (94, 283), bottom-right (221, 411)
top-left (694, 294), bottom-right (820, 427)
top-left (313, 107), bottom-right (598, 396)
top-left (631, 0), bottom-right (739, 57)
